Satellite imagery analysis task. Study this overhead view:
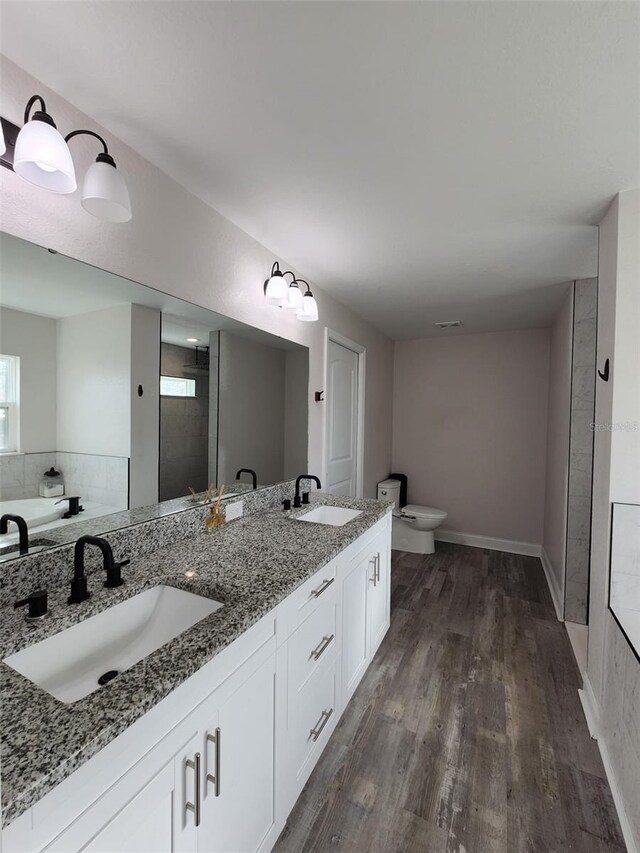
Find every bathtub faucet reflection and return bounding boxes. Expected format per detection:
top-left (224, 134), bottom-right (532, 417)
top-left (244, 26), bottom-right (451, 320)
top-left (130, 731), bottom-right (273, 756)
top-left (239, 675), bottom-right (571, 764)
top-left (0, 514), bottom-right (29, 556)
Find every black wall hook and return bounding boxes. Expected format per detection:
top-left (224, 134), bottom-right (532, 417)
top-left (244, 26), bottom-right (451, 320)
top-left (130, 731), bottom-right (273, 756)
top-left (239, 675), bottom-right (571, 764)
top-left (598, 358), bottom-right (610, 382)
top-left (315, 391), bottom-right (324, 402)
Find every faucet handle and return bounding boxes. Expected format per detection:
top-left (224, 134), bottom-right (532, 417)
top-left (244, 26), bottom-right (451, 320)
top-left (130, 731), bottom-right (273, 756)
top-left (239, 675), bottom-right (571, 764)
top-left (14, 589), bottom-right (48, 619)
top-left (302, 491), bottom-right (310, 505)
top-left (105, 558), bottom-right (130, 589)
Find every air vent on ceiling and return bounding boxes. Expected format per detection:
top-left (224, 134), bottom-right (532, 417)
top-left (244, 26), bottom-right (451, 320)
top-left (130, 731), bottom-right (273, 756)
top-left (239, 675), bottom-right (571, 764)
top-left (434, 320), bottom-right (463, 329)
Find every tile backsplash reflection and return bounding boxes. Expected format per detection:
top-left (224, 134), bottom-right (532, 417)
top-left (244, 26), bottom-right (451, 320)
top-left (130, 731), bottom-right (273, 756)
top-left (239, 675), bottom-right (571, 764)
top-left (0, 451), bottom-right (128, 510)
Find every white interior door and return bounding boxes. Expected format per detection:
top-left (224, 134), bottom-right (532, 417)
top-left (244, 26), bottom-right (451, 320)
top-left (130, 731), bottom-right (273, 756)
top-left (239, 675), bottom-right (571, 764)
top-left (326, 339), bottom-right (359, 496)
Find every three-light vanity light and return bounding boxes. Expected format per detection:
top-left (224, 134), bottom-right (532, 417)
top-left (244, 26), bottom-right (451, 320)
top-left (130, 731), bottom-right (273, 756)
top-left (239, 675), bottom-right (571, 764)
top-left (264, 262), bottom-right (319, 322)
top-left (0, 95), bottom-right (132, 223)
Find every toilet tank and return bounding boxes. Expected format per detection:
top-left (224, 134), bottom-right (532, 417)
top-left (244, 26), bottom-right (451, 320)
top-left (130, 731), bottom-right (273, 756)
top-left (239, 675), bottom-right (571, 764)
top-left (377, 479), bottom-right (401, 509)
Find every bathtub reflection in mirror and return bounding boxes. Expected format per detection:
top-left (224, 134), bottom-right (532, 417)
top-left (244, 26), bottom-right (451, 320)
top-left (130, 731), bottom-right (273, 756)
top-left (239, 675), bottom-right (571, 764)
top-left (0, 232), bottom-right (308, 560)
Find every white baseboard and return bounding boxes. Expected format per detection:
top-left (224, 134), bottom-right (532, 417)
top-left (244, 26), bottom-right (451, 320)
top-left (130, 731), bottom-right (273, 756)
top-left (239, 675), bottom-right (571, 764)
top-left (540, 547), bottom-right (564, 621)
top-left (435, 529), bottom-right (541, 558)
top-left (578, 672), bottom-right (600, 739)
top-left (577, 674), bottom-right (639, 853)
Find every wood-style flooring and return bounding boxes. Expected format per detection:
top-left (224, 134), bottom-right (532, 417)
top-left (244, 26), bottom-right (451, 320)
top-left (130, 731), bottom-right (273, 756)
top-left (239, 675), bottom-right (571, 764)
top-left (274, 544), bottom-right (626, 853)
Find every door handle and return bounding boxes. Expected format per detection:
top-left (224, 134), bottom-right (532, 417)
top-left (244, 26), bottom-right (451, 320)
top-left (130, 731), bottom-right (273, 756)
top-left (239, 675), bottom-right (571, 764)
top-left (375, 553), bottom-right (381, 583)
top-left (310, 708), bottom-right (334, 742)
top-left (311, 577), bottom-right (335, 598)
top-left (185, 752), bottom-right (201, 826)
top-left (206, 728), bottom-right (221, 796)
top-left (310, 633), bottom-right (335, 661)
top-left (369, 556), bottom-right (377, 586)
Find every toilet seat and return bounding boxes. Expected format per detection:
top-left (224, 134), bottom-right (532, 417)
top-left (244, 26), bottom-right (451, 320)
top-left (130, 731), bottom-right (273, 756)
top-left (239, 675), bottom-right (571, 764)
top-left (400, 504), bottom-right (447, 520)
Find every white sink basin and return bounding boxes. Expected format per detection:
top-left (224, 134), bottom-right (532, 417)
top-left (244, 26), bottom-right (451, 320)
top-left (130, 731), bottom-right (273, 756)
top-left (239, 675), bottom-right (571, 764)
top-left (4, 585), bottom-right (222, 704)
top-left (296, 506), bottom-right (363, 527)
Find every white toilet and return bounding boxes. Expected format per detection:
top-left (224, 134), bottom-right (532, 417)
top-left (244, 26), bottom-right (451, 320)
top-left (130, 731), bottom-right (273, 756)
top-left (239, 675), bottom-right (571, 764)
top-left (377, 478), bottom-right (447, 555)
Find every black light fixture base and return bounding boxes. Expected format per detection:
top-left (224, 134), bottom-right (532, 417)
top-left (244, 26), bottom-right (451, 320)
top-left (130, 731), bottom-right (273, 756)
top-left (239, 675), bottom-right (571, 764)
top-left (0, 116), bottom-right (19, 171)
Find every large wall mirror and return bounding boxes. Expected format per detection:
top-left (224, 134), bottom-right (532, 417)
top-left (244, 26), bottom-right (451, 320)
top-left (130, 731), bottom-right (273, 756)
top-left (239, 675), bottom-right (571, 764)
top-left (609, 502), bottom-right (640, 662)
top-left (0, 232), bottom-right (309, 558)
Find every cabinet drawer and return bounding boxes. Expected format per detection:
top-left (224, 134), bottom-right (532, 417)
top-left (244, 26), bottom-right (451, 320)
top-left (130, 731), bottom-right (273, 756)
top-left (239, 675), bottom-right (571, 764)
top-left (290, 659), bottom-right (338, 781)
top-left (287, 558), bottom-right (338, 631)
top-left (288, 595), bottom-right (337, 695)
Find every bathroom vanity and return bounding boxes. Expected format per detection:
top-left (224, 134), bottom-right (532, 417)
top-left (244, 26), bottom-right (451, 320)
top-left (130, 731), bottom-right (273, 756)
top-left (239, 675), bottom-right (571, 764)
top-left (1, 498), bottom-right (391, 853)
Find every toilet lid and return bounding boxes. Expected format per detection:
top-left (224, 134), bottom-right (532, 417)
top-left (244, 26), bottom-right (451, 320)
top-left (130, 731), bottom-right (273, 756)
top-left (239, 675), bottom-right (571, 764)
top-left (401, 504), bottom-right (447, 520)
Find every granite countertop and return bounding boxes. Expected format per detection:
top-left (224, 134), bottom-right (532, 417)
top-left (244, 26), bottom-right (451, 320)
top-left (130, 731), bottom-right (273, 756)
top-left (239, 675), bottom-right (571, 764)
top-left (0, 494), bottom-right (391, 827)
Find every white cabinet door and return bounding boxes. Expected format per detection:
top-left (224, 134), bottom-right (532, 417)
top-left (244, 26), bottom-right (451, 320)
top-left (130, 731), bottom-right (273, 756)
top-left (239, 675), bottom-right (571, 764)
top-left (74, 734), bottom-right (199, 853)
top-left (340, 550), bottom-right (371, 705)
top-left (367, 530), bottom-right (391, 658)
top-left (199, 653), bottom-right (277, 853)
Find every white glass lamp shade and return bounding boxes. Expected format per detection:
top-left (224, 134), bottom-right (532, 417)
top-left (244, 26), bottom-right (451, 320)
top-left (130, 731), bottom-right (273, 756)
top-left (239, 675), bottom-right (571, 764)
top-left (14, 119), bottom-right (77, 193)
top-left (265, 272), bottom-right (287, 306)
top-left (297, 292), bottom-right (319, 322)
top-left (81, 160), bottom-right (132, 223)
top-left (284, 282), bottom-right (304, 311)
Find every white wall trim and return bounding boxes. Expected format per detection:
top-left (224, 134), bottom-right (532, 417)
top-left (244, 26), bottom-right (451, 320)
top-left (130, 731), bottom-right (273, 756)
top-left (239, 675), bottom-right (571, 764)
top-left (322, 328), bottom-right (366, 498)
top-left (578, 672), bottom-right (601, 739)
top-left (577, 673), bottom-right (639, 853)
top-left (435, 529), bottom-right (541, 557)
top-left (540, 546), bottom-right (565, 621)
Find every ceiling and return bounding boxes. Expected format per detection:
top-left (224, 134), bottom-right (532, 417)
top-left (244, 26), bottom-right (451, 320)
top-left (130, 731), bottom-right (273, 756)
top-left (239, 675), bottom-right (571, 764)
top-left (0, 232), bottom-right (303, 351)
top-left (1, 1), bottom-right (639, 340)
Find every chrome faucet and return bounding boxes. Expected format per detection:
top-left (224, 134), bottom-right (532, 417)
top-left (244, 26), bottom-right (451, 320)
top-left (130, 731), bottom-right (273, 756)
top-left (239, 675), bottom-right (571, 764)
top-left (0, 514), bottom-right (29, 556)
top-left (294, 475), bottom-right (322, 508)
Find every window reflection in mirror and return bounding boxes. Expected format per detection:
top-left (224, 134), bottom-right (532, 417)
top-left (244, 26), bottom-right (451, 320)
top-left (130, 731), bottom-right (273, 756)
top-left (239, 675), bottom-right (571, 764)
top-left (0, 231), bottom-right (309, 559)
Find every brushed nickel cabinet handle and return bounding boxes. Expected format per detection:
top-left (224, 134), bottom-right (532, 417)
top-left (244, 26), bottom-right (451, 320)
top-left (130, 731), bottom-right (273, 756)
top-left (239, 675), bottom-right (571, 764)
top-left (185, 752), bottom-right (201, 826)
top-left (375, 553), bottom-right (381, 583)
top-left (310, 708), bottom-right (334, 742)
top-left (310, 633), bottom-right (335, 661)
top-left (311, 577), bottom-right (335, 598)
top-left (370, 556), bottom-right (377, 586)
top-left (206, 728), bottom-right (221, 796)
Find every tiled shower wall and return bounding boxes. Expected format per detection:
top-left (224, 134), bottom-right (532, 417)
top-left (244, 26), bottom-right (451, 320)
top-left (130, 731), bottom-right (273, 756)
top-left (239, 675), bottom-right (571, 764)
top-left (0, 451), bottom-right (128, 510)
top-left (564, 278), bottom-right (597, 624)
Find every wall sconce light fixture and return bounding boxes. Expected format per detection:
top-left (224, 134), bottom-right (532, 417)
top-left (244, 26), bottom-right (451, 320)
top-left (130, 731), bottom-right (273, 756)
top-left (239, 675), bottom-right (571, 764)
top-left (1, 95), bottom-right (132, 222)
top-left (263, 262), bottom-right (319, 322)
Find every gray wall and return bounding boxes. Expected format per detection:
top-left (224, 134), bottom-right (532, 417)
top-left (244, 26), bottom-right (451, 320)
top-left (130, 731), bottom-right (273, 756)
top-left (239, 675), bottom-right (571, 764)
top-left (159, 343), bottom-right (209, 500)
top-left (564, 278), bottom-right (597, 623)
top-left (217, 332), bottom-right (286, 488)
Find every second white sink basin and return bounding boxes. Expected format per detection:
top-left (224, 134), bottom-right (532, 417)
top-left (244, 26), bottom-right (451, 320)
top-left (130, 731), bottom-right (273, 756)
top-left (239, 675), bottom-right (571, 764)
top-left (296, 506), bottom-right (363, 527)
top-left (4, 585), bottom-right (222, 703)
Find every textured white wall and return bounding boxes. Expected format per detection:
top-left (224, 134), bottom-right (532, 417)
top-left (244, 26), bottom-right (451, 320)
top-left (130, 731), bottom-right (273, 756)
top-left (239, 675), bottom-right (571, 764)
top-left (0, 307), bottom-right (57, 452)
top-left (56, 305), bottom-right (132, 457)
top-left (542, 285), bottom-right (573, 609)
top-left (0, 56), bottom-right (393, 497)
top-left (588, 191), bottom-right (640, 850)
top-left (610, 189), bottom-right (640, 505)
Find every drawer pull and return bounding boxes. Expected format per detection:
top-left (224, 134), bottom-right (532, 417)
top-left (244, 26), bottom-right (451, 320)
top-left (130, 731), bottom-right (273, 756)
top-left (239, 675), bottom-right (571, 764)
top-left (311, 577), bottom-right (335, 598)
top-left (206, 728), bottom-right (221, 796)
top-left (310, 708), bottom-right (334, 742)
top-left (310, 633), bottom-right (335, 661)
top-left (185, 752), bottom-right (201, 826)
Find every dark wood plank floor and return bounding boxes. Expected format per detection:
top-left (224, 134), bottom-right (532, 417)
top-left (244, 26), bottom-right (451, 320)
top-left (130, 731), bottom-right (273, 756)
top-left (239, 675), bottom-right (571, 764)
top-left (274, 544), bottom-right (626, 853)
